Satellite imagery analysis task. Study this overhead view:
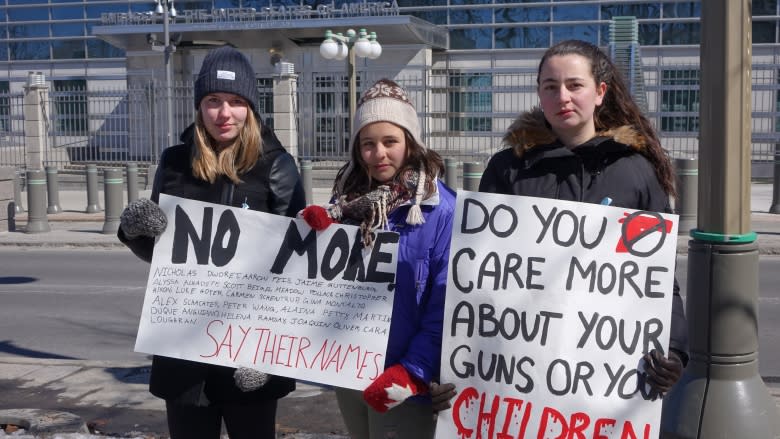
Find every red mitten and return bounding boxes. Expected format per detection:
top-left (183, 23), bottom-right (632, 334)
top-left (301, 205), bottom-right (336, 231)
top-left (363, 364), bottom-right (427, 413)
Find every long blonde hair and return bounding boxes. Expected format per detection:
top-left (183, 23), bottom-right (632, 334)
top-left (191, 109), bottom-right (262, 184)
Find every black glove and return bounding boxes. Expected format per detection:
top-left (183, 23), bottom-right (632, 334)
top-left (429, 381), bottom-right (457, 413)
top-left (120, 198), bottom-right (168, 240)
top-left (644, 349), bottom-right (683, 398)
top-left (233, 367), bottom-right (269, 392)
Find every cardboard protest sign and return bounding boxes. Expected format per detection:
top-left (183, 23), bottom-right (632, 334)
top-left (135, 194), bottom-right (398, 390)
top-left (436, 191), bottom-right (678, 439)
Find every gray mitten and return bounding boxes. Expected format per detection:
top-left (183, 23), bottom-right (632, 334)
top-left (233, 367), bottom-right (270, 392)
top-left (120, 198), bottom-right (168, 239)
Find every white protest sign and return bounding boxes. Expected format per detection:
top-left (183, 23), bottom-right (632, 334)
top-left (436, 190), bottom-right (678, 439)
top-left (135, 194), bottom-right (398, 390)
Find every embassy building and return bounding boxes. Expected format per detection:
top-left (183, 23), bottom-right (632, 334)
top-left (0, 0), bottom-right (778, 170)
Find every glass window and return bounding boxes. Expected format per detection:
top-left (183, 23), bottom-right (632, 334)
top-left (53, 80), bottom-right (88, 135)
top-left (86, 39), bottom-right (125, 58)
top-left (52, 22), bottom-right (84, 37)
top-left (448, 73), bottom-right (492, 133)
top-left (0, 42), bottom-right (7, 62)
top-left (753, 0), bottom-right (777, 15)
top-left (639, 23), bottom-right (660, 46)
top-left (53, 39), bottom-right (85, 59)
top-left (660, 69), bottom-right (700, 133)
top-left (410, 10), bottom-right (447, 25)
top-left (0, 81), bottom-right (9, 133)
top-left (450, 8), bottom-right (491, 25)
top-left (662, 22), bottom-right (700, 45)
top-left (601, 4), bottom-right (660, 19)
top-left (496, 26), bottom-right (550, 49)
top-left (51, 6), bottom-right (83, 20)
top-left (256, 77), bottom-right (273, 127)
top-left (754, 21), bottom-right (776, 44)
top-left (451, 0), bottom-right (491, 4)
top-left (7, 6), bottom-right (49, 38)
top-left (553, 24), bottom-right (598, 44)
top-left (495, 7), bottom-right (550, 24)
top-left (10, 41), bottom-right (50, 60)
top-left (450, 28), bottom-right (492, 50)
top-left (663, 2), bottom-right (700, 18)
top-left (553, 5), bottom-right (597, 21)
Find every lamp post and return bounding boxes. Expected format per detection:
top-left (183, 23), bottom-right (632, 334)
top-left (319, 29), bottom-right (382, 134)
top-left (152, 0), bottom-right (177, 149)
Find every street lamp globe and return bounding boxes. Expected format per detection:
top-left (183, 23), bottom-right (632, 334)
top-left (354, 29), bottom-right (372, 58)
top-left (368, 32), bottom-right (382, 59)
top-left (319, 31), bottom-right (339, 59)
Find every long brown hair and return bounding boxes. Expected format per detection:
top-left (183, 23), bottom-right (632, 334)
top-left (333, 128), bottom-right (444, 198)
top-left (191, 109), bottom-right (262, 184)
top-left (537, 39), bottom-right (676, 197)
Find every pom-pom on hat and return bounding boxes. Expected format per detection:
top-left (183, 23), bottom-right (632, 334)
top-left (194, 46), bottom-right (258, 114)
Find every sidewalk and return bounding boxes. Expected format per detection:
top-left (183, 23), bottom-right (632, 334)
top-left (1, 184), bottom-right (779, 438)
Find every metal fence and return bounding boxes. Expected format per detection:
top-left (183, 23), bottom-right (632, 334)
top-left (1, 62), bottom-right (779, 173)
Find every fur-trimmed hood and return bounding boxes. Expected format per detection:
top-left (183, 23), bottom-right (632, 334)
top-left (503, 107), bottom-right (649, 159)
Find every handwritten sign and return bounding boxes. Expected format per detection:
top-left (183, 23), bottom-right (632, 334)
top-left (135, 194), bottom-right (399, 390)
top-left (436, 191), bottom-right (678, 439)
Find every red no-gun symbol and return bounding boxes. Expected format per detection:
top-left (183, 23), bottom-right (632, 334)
top-left (616, 211), bottom-right (672, 257)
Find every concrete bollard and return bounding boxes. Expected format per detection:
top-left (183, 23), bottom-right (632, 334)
top-left (102, 168), bottom-right (123, 234)
top-left (462, 162), bottom-right (484, 192)
top-left (13, 169), bottom-right (25, 213)
top-left (445, 157), bottom-right (459, 189)
top-left (126, 162), bottom-right (139, 204)
top-left (45, 165), bottom-right (62, 214)
top-left (299, 159), bottom-right (313, 205)
top-left (145, 164), bottom-right (158, 190)
top-left (674, 158), bottom-right (698, 235)
top-left (25, 169), bottom-right (50, 233)
top-left (84, 164), bottom-right (101, 213)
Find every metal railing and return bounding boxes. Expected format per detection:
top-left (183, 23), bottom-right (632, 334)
top-left (1, 64), bottom-right (779, 174)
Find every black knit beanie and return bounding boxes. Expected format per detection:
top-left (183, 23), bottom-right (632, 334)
top-left (194, 46), bottom-right (258, 114)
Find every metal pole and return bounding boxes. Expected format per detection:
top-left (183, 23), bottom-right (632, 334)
top-left (445, 157), bottom-right (459, 189)
top-left (102, 168), bottom-right (123, 235)
top-left (299, 159), bottom-right (313, 205)
top-left (771, 143), bottom-right (780, 213)
top-left (162, 1), bottom-right (174, 149)
top-left (462, 162), bottom-right (483, 192)
top-left (13, 169), bottom-right (24, 213)
top-left (126, 162), bottom-right (139, 203)
top-left (85, 163), bottom-right (101, 213)
top-left (348, 46), bottom-right (357, 138)
top-left (24, 169), bottom-right (49, 233)
top-left (44, 165), bottom-right (61, 214)
top-left (661, 1), bottom-right (779, 437)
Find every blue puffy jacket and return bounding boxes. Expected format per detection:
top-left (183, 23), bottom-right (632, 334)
top-left (382, 179), bottom-right (456, 400)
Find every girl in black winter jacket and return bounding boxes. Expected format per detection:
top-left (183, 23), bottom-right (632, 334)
top-left (431, 39), bottom-right (688, 411)
top-left (117, 46), bottom-right (305, 439)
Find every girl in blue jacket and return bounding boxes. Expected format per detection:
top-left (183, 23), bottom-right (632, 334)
top-left (302, 78), bottom-right (456, 439)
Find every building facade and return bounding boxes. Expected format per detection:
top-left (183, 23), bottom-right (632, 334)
top-left (0, 0), bottom-right (778, 174)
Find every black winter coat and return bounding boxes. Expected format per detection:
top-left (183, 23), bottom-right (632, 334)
top-left (118, 124), bottom-right (305, 405)
top-left (480, 109), bottom-right (689, 358)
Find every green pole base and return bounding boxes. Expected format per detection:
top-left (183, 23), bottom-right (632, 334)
top-left (689, 229), bottom-right (757, 244)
